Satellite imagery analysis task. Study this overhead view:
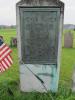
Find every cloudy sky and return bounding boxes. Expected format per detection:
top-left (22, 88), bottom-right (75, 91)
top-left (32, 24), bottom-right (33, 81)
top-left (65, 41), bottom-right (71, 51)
top-left (0, 0), bottom-right (75, 25)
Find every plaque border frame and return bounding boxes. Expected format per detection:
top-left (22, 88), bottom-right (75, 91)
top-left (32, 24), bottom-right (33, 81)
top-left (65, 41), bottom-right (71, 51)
top-left (18, 7), bottom-right (60, 64)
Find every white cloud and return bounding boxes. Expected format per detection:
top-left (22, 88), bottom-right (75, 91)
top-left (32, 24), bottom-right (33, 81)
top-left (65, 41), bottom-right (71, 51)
top-left (61, 0), bottom-right (75, 24)
top-left (0, 0), bottom-right (19, 25)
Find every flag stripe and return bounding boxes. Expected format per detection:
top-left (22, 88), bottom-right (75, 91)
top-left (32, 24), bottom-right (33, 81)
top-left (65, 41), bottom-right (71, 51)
top-left (0, 43), bottom-right (6, 50)
top-left (0, 40), bottom-right (13, 73)
top-left (4, 58), bottom-right (11, 67)
top-left (0, 63), bottom-right (5, 72)
top-left (0, 64), bottom-right (3, 72)
top-left (7, 55), bottom-right (13, 64)
top-left (4, 58), bottom-right (10, 68)
top-left (0, 50), bottom-right (12, 60)
top-left (1, 55), bottom-right (13, 70)
top-left (1, 62), bottom-right (6, 70)
top-left (1, 64), bottom-right (6, 72)
top-left (0, 46), bottom-right (9, 54)
top-left (0, 46), bottom-right (11, 56)
top-left (2, 60), bottom-right (9, 70)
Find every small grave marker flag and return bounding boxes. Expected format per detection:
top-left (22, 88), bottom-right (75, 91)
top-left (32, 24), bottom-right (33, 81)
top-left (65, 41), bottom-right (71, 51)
top-left (0, 38), bottom-right (13, 73)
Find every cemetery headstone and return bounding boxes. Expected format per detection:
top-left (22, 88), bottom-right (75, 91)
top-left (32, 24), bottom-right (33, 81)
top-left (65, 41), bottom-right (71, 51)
top-left (64, 32), bottom-right (73, 48)
top-left (16, 0), bottom-right (64, 92)
top-left (72, 67), bottom-right (75, 92)
top-left (10, 37), bottom-right (17, 47)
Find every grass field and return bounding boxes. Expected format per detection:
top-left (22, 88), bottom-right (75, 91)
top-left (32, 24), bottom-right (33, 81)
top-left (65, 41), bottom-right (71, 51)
top-left (0, 29), bottom-right (75, 100)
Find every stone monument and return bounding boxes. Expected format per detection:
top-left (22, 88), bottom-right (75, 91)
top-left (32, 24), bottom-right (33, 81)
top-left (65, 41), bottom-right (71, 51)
top-left (10, 37), bottom-right (17, 47)
top-left (16, 0), bottom-right (64, 92)
top-left (72, 67), bottom-right (75, 92)
top-left (64, 32), bottom-right (73, 48)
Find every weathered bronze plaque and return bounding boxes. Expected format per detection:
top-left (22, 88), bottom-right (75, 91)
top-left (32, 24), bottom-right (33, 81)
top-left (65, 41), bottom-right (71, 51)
top-left (20, 8), bottom-right (60, 64)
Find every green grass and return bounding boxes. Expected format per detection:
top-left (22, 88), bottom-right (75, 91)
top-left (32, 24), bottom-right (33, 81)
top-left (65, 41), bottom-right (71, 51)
top-left (0, 29), bottom-right (75, 100)
top-left (61, 48), bottom-right (75, 81)
top-left (0, 29), bottom-right (16, 45)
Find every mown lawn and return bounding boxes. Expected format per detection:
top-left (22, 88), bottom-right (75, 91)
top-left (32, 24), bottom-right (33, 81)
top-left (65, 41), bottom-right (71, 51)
top-left (0, 29), bottom-right (75, 100)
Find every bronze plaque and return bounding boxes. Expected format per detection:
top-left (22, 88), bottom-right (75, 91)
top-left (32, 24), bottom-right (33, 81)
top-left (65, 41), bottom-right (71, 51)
top-left (21, 8), bottom-right (60, 64)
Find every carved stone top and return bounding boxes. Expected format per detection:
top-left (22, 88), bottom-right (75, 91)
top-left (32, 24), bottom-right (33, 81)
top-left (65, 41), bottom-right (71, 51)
top-left (21, 0), bottom-right (59, 4)
top-left (16, 0), bottom-right (64, 11)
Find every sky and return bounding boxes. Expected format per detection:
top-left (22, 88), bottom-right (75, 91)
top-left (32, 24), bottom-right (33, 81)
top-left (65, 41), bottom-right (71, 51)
top-left (0, 0), bottom-right (75, 25)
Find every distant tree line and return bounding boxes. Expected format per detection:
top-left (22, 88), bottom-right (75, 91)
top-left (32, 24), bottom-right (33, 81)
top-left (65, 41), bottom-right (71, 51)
top-left (0, 25), bottom-right (16, 29)
top-left (0, 24), bottom-right (75, 31)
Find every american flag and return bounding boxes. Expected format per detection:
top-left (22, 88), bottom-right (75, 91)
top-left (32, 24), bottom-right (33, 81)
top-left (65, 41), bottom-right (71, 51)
top-left (0, 39), bottom-right (13, 73)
